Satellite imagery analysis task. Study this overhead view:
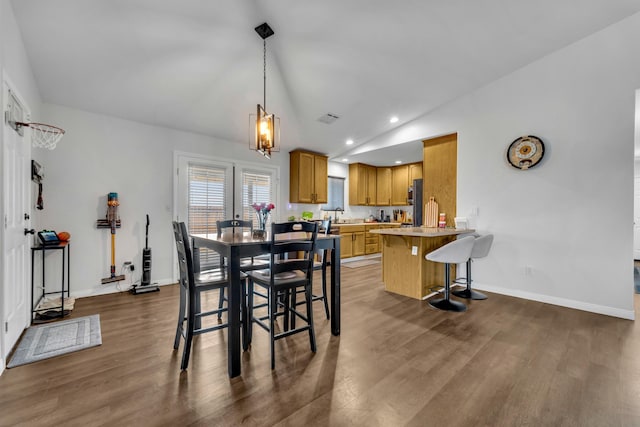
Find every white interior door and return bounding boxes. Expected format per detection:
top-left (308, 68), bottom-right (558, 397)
top-left (2, 82), bottom-right (31, 359)
top-left (634, 176), bottom-right (640, 259)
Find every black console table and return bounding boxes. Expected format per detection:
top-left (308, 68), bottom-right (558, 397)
top-left (31, 242), bottom-right (71, 321)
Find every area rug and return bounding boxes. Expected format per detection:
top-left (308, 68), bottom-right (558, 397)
top-left (343, 259), bottom-right (381, 269)
top-left (8, 314), bottom-right (101, 368)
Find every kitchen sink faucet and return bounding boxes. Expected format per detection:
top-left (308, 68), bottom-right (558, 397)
top-left (333, 208), bottom-right (344, 223)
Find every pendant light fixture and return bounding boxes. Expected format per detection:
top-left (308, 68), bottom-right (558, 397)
top-left (249, 22), bottom-right (280, 159)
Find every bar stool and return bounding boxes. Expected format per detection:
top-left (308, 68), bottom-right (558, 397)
top-left (425, 236), bottom-right (475, 312)
top-left (453, 234), bottom-right (494, 300)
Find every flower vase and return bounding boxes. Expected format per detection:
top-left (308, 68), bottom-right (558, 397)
top-left (253, 213), bottom-right (268, 239)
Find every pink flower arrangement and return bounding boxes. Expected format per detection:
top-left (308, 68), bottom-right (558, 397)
top-left (252, 202), bottom-right (275, 230)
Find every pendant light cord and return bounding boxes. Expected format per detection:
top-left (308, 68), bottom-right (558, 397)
top-left (263, 39), bottom-right (267, 111)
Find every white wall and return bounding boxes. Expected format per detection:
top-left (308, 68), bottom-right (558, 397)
top-left (357, 12), bottom-right (640, 319)
top-left (38, 104), bottom-right (291, 297)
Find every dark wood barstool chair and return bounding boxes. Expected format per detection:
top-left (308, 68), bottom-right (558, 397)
top-left (291, 219), bottom-right (331, 320)
top-left (172, 221), bottom-right (246, 370)
top-left (453, 234), bottom-right (494, 300)
top-left (425, 236), bottom-right (475, 312)
top-left (245, 221), bottom-right (318, 369)
top-left (212, 219), bottom-right (270, 318)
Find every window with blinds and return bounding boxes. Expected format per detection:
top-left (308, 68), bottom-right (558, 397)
top-left (321, 176), bottom-right (345, 210)
top-left (187, 163), bottom-right (227, 268)
top-left (241, 171), bottom-right (273, 229)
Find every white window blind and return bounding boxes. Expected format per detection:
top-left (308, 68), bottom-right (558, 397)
top-left (187, 163), bottom-right (227, 268)
top-left (241, 171), bottom-right (273, 229)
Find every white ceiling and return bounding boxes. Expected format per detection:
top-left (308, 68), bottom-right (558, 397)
top-left (11, 0), bottom-right (640, 165)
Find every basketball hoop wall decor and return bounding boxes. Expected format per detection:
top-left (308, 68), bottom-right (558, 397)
top-left (4, 90), bottom-right (65, 150)
top-left (16, 122), bottom-right (66, 150)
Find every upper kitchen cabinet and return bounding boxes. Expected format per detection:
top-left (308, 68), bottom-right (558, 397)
top-left (289, 150), bottom-right (328, 204)
top-left (376, 167), bottom-right (392, 206)
top-left (391, 164), bottom-right (409, 205)
top-left (409, 162), bottom-right (423, 181)
top-left (349, 163), bottom-right (377, 206)
top-left (390, 162), bottom-right (423, 205)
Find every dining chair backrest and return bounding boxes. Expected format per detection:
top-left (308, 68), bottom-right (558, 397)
top-left (471, 234), bottom-right (494, 260)
top-left (216, 219), bottom-right (253, 238)
top-left (172, 221), bottom-right (195, 295)
top-left (270, 221), bottom-right (318, 283)
top-left (319, 219), bottom-right (331, 235)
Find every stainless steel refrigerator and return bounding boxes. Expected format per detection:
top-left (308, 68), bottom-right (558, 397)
top-left (412, 179), bottom-right (423, 226)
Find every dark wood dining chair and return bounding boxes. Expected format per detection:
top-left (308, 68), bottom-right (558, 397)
top-left (245, 221), bottom-right (319, 369)
top-left (292, 219), bottom-right (331, 321)
top-left (213, 219), bottom-right (270, 319)
top-left (172, 221), bottom-right (246, 370)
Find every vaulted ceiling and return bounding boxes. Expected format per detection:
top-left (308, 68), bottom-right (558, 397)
top-left (11, 0), bottom-right (640, 164)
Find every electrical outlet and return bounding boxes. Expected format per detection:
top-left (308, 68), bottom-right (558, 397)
top-left (411, 246), bottom-right (418, 256)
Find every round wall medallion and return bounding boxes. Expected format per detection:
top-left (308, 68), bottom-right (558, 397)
top-left (507, 135), bottom-right (545, 170)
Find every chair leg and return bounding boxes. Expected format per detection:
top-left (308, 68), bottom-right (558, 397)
top-left (428, 263), bottom-right (467, 312)
top-left (241, 281), bottom-right (249, 351)
top-left (306, 284), bottom-right (317, 353)
top-left (174, 285), bottom-right (186, 349)
top-left (452, 260), bottom-right (487, 300)
top-left (290, 289), bottom-right (296, 330)
top-left (181, 295), bottom-right (196, 370)
top-left (269, 287), bottom-right (277, 370)
top-left (246, 280), bottom-right (254, 348)
top-left (283, 289), bottom-right (291, 332)
top-left (321, 260), bottom-right (330, 319)
top-left (217, 287), bottom-right (225, 320)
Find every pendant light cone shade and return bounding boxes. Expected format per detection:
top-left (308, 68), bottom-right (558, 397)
top-left (249, 23), bottom-right (280, 158)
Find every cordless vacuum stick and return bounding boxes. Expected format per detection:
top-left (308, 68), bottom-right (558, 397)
top-left (101, 193), bottom-right (125, 284)
top-left (132, 214), bottom-right (159, 294)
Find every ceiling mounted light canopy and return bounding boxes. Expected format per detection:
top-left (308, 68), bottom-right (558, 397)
top-left (249, 22), bottom-right (280, 159)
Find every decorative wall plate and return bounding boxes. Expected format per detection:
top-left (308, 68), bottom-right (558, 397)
top-left (507, 135), bottom-right (545, 170)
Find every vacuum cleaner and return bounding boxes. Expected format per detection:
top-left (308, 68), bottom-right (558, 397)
top-left (131, 214), bottom-right (159, 294)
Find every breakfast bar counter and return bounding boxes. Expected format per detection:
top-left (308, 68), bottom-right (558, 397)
top-left (369, 227), bottom-right (475, 299)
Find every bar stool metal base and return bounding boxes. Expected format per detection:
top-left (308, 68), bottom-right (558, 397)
top-left (452, 288), bottom-right (487, 300)
top-left (428, 297), bottom-right (467, 312)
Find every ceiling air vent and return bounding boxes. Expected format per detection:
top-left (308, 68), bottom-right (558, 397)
top-left (317, 113), bottom-right (340, 124)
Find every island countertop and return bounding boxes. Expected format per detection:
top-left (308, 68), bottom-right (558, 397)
top-left (369, 227), bottom-right (475, 237)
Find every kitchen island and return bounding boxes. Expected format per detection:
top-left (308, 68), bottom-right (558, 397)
top-left (369, 227), bottom-right (475, 299)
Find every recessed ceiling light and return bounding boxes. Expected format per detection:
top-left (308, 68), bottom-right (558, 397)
top-left (395, 160), bottom-right (402, 164)
top-left (342, 158), bottom-right (349, 162)
top-left (390, 116), bottom-right (399, 123)
top-left (346, 139), bottom-right (354, 145)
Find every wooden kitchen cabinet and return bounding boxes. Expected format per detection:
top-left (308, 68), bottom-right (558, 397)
top-left (390, 162), bottom-right (422, 205)
top-left (409, 162), bottom-right (423, 181)
top-left (289, 150), bottom-right (328, 204)
top-left (365, 224), bottom-right (380, 254)
top-left (338, 225), bottom-right (365, 258)
top-left (376, 167), bottom-right (392, 206)
top-left (391, 164), bottom-right (409, 205)
top-left (349, 163), bottom-right (377, 206)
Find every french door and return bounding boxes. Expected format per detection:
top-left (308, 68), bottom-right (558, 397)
top-left (175, 152), bottom-right (278, 269)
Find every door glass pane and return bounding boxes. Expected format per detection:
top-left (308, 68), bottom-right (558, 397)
top-left (241, 171), bottom-right (273, 229)
top-left (187, 163), bottom-right (227, 268)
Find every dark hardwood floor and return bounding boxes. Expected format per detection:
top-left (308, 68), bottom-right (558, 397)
top-left (1, 264), bottom-right (639, 426)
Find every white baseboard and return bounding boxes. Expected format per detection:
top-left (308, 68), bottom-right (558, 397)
top-left (473, 282), bottom-right (635, 320)
top-left (0, 358), bottom-right (5, 377)
top-left (71, 278), bottom-right (176, 299)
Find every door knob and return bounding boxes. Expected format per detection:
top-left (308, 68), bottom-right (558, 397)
top-left (24, 228), bottom-right (35, 235)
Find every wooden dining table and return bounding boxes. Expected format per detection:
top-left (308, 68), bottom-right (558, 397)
top-left (191, 231), bottom-right (341, 378)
